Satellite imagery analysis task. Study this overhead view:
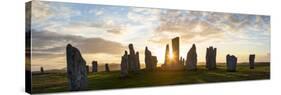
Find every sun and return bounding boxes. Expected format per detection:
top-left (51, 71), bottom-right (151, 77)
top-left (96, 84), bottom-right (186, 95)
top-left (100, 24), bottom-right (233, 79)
top-left (169, 52), bottom-right (174, 60)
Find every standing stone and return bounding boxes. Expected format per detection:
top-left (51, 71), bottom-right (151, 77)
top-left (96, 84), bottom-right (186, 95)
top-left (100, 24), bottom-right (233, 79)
top-left (92, 61), bottom-right (98, 72)
top-left (249, 54), bottom-right (255, 69)
top-left (226, 54), bottom-right (237, 72)
top-left (66, 44), bottom-right (88, 91)
top-left (186, 44), bottom-right (197, 70)
top-left (145, 47), bottom-right (157, 70)
top-left (40, 66), bottom-right (44, 73)
top-left (172, 37), bottom-right (180, 64)
top-left (105, 64), bottom-right (110, 72)
top-left (128, 44), bottom-right (138, 72)
top-left (152, 56), bottom-right (158, 69)
top-left (86, 65), bottom-right (89, 73)
top-left (162, 44), bottom-right (170, 68)
top-left (206, 46), bottom-right (217, 70)
top-left (120, 51), bottom-right (129, 77)
top-left (145, 47), bottom-right (152, 70)
top-left (136, 52), bottom-right (140, 70)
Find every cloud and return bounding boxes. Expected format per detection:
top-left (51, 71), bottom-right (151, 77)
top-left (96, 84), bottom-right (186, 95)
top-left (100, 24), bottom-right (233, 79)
top-left (31, 0), bottom-right (81, 24)
top-left (31, 0), bottom-right (53, 22)
top-left (31, 30), bottom-right (126, 59)
top-left (151, 10), bottom-right (270, 44)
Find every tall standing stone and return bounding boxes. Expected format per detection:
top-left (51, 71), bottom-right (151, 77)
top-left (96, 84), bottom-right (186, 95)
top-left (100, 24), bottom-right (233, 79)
top-left (249, 54), bottom-right (255, 69)
top-left (172, 37), bottom-right (180, 64)
top-left (186, 44), bottom-right (197, 70)
top-left (40, 66), bottom-right (44, 73)
top-left (92, 61), bottom-right (98, 72)
top-left (226, 54), bottom-right (237, 72)
top-left (128, 44), bottom-right (138, 72)
top-left (206, 46), bottom-right (217, 70)
top-left (105, 64), bottom-right (110, 72)
top-left (162, 44), bottom-right (170, 68)
top-left (136, 51), bottom-right (140, 70)
top-left (66, 44), bottom-right (88, 91)
top-left (145, 47), bottom-right (157, 70)
top-left (120, 51), bottom-right (129, 77)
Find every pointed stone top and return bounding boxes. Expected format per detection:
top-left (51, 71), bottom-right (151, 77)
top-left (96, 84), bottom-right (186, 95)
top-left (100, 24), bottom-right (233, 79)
top-left (192, 44), bottom-right (196, 47)
top-left (125, 50), bottom-right (128, 54)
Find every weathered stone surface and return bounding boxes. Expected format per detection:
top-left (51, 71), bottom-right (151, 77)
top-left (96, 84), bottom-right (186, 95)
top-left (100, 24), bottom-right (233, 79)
top-left (40, 66), bottom-right (44, 73)
top-left (66, 44), bottom-right (88, 91)
top-left (105, 64), bottom-right (110, 72)
top-left (92, 61), bottom-right (98, 72)
top-left (206, 46), bottom-right (217, 70)
top-left (249, 54), bottom-right (255, 69)
top-left (120, 51), bottom-right (129, 77)
top-left (145, 47), bottom-right (157, 70)
top-left (186, 44), bottom-right (197, 70)
top-left (226, 54), bottom-right (237, 72)
top-left (128, 44), bottom-right (139, 72)
top-left (172, 37), bottom-right (180, 64)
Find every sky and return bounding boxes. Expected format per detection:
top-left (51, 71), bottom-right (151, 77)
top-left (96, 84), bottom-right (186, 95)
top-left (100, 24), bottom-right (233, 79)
top-left (28, 0), bottom-right (270, 71)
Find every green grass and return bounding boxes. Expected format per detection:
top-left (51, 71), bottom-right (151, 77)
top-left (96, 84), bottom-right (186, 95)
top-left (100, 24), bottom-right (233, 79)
top-left (31, 63), bottom-right (270, 93)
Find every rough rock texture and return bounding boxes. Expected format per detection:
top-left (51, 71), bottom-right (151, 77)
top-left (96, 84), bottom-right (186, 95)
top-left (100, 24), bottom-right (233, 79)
top-left (40, 67), bottom-right (44, 73)
top-left (92, 61), bottom-right (98, 72)
top-left (105, 64), bottom-right (110, 72)
top-left (186, 44), bottom-right (197, 70)
top-left (128, 44), bottom-right (139, 72)
top-left (226, 54), bottom-right (237, 72)
top-left (66, 44), bottom-right (88, 91)
top-left (145, 47), bottom-right (157, 70)
top-left (249, 54), bottom-right (255, 69)
top-left (206, 46), bottom-right (217, 70)
top-left (120, 51), bottom-right (129, 77)
top-left (172, 37), bottom-right (180, 64)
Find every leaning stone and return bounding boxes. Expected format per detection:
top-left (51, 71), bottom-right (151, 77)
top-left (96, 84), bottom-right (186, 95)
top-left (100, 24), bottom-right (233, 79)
top-left (66, 44), bottom-right (88, 91)
top-left (186, 44), bottom-right (197, 70)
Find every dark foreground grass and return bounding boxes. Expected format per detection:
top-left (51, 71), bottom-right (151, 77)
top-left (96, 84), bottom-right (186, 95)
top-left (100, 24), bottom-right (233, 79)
top-left (31, 63), bottom-right (270, 93)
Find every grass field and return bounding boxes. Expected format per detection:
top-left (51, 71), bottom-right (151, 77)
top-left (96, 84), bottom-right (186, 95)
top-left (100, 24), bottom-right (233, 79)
top-left (31, 63), bottom-right (270, 93)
